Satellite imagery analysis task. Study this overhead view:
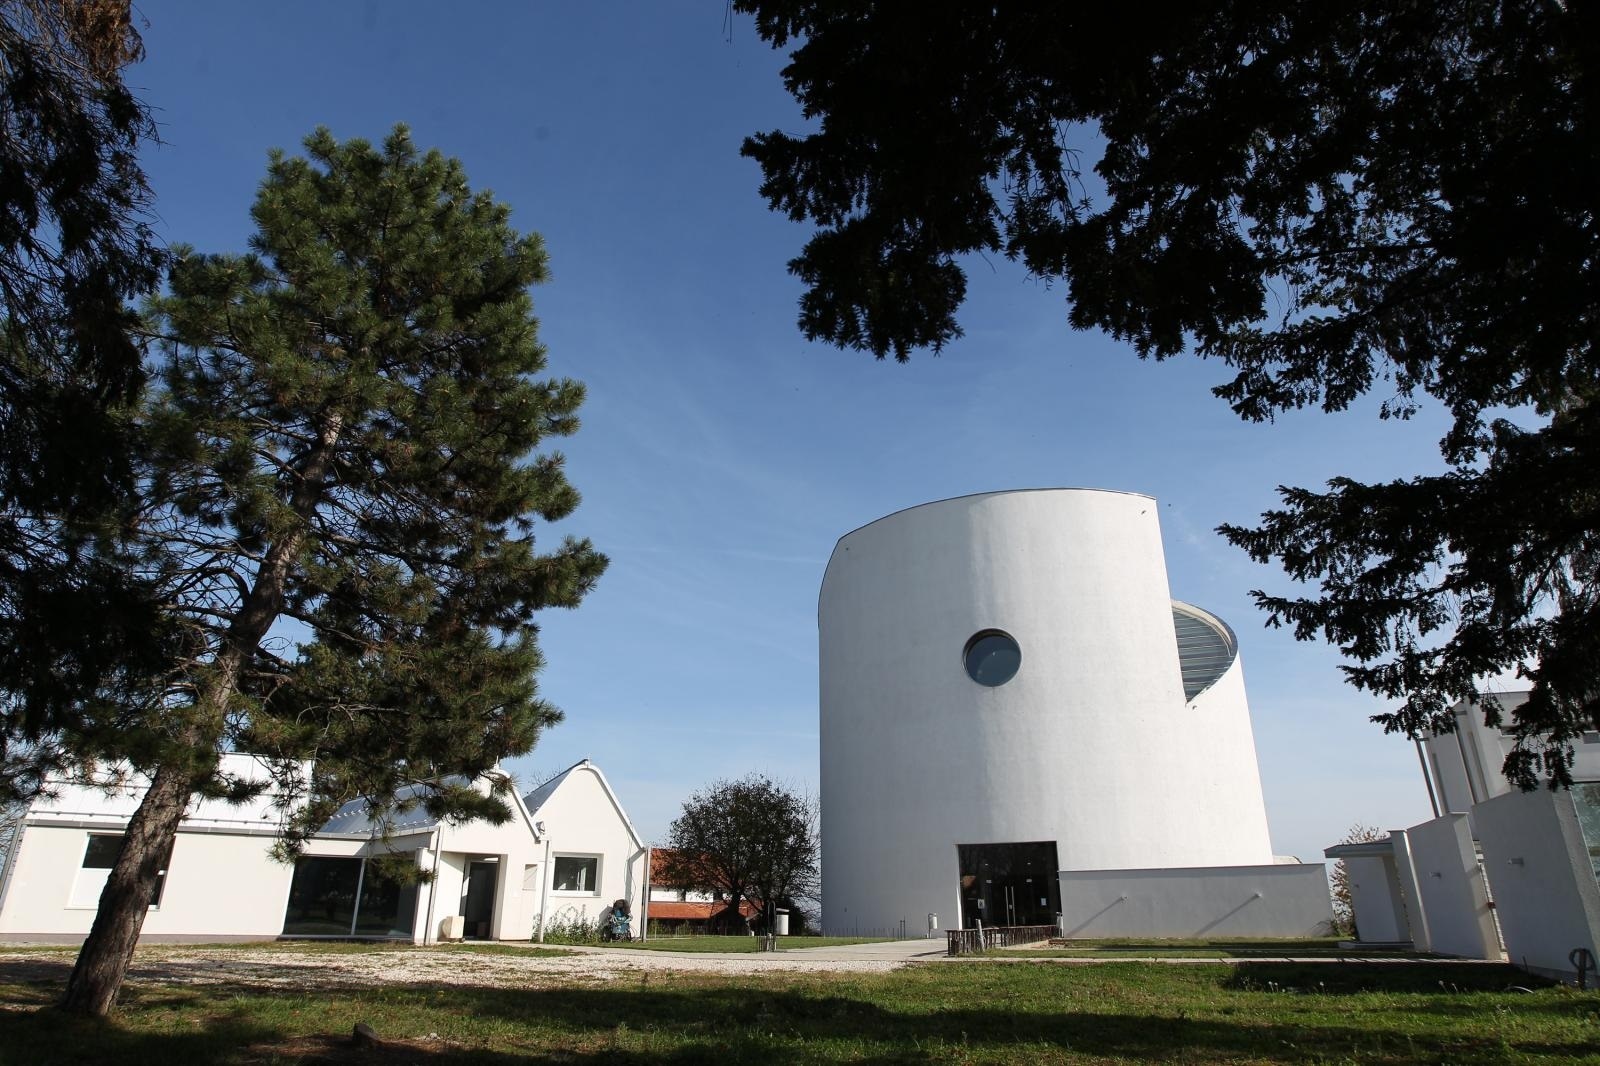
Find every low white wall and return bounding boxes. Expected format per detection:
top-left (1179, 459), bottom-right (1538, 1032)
top-left (1343, 854), bottom-right (1408, 943)
top-left (1387, 830), bottom-right (1428, 950)
top-left (1401, 814), bottom-right (1500, 959)
top-left (1476, 789), bottom-right (1600, 981)
top-left (1058, 864), bottom-right (1332, 938)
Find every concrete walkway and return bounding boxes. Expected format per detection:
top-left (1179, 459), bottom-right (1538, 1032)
top-left (563, 940), bottom-right (1511, 969)
top-left (940, 953), bottom-right (1509, 966)
top-left (558, 938), bottom-right (947, 963)
top-left (779, 938), bottom-right (948, 962)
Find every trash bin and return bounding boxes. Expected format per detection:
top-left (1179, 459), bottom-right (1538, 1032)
top-left (774, 908), bottom-right (789, 936)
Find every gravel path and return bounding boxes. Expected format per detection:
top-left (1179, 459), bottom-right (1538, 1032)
top-left (0, 943), bottom-right (921, 992)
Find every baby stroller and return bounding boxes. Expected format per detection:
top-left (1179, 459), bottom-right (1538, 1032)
top-left (601, 898), bottom-right (632, 942)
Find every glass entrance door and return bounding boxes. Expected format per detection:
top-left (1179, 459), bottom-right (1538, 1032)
top-left (957, 840), bottom-right (1060, 928)
top-left (461, 860), bottom-right (498, 939)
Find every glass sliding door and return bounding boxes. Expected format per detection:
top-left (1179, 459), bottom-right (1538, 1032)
top-left (283, 855), bottom-right (419, 938)
top-left (354, 864), bottom-right (421, 938)
top-left (282, 857), bottom-right (362, 936)
top-left (957, 840), bottom-right (1060, 928)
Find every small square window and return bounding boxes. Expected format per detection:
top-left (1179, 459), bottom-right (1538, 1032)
top-left (71, 834), bottom-right (168, 909)
top-left (552, 855), bottom-right (598, 893)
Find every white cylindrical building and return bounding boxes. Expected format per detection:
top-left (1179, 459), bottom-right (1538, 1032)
top-left (818, 489), bottom-right (1274, 935)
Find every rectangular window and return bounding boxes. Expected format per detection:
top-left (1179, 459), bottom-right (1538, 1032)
top-left (282, 857), bottom-right (361, 936)
top-left (70, 834), bottom-right (167, 909)
top-left (1573, 782), bottom-right (1600, 888)
top-left (282, 855), bottom-right (419, 938)
top-left (353, 864), bottom-right (419, 939)
top-left (553, 855), bottom-right (598, 893)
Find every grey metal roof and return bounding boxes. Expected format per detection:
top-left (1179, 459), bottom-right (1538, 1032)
top-left (1324, 839), bottom-right (1392, 859)
top-left (522, 762), bottom-right (580, 816)
top-left (317, 778), bottom-right (466, 837)
top-left (1171, 601), bottom-right (1239, 701)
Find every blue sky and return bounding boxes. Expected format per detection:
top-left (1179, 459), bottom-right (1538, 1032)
top-left (132, 2), bottom-right (1446, 866)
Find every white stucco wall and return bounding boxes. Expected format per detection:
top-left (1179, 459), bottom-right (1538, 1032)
top-left (0, 755), bottom-right (300, 940)
top-left (1332, 851), bottom-right (1409, 944)
top-left (0, 824), bottom-right (295, 938)
top-left (1423, 693), bottom-right (1600, 813)
top-left (819, 489), bottom-right (1275, 934)
top-left (1399, 814), bottom-right (1500, 959)
top-left (1056, 864), bottom-right (1332, 938)
top-left (1475, 788), bottom-right (1600, 981)
top-left (1386, 830), bottom-right (1428, 950)
top-left (1350, 854), bottom-right (1409, 943)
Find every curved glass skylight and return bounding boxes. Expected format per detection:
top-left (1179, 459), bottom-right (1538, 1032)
top-left (1171, 601), bottom-right (1238, 701)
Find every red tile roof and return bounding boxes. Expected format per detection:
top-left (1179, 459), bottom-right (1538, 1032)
top-left (650, 847), bottom-right (708, 884)
top-left (647, 900), bottom-right (760, 921)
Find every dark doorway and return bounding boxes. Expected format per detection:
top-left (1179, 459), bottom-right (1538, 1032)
top-left (461, 859), bottom-right (499, 939)
top-left (957, 840), bottom-right (1060, 928)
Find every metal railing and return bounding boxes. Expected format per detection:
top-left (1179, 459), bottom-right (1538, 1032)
top-left (946, 924), bottom-right (1056, 956)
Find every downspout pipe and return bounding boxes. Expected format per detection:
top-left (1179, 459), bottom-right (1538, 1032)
top-left (537, 835), bottom-right (552, 943)
top-left (640, 845), bottom-right (651, 942)
top-left (424, 824), bottom-right (444, 945)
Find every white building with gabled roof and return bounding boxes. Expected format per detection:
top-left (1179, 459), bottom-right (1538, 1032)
top-left (0, 754), bottom-right (646, 944)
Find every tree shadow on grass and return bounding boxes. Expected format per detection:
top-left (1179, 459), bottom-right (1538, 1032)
top-left (433, 980), bottom-right (1598, 1063)
top-left (0, 960), bottom-right (1592, 1064)
top-left (1223, 961), bottom-right (1554, 995)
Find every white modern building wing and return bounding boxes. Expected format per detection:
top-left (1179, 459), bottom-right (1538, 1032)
top-left (819, 488), bottom-right (1331, 938)
top-left (1330, 691), bottom-right (1600, 979)
top-left (0, 755), bottom-right (645, 944)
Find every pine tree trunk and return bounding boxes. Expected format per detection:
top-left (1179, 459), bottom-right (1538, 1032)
top-left (59, 759), bottom-right (195, 1015)
top-left (59, 414), bottom-right (345, 1017)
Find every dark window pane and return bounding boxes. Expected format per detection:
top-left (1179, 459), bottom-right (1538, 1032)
top-left (282, 857), bottom-right (361, 935)
top-left (354, 864), bottom-right (419, 938)
top-left (964, 631), bottom-right (1021, 687)
top-left (1575, 783), bottom-right (1600, 887)
top-left (82, 834), bottom-right (168, 906)
top-left (553, 856), bottom-right (596, 892)
top-left (81, 835), bottom-right (122, 869)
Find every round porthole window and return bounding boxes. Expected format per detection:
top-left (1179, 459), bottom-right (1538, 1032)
top-left (963, 630), bottom-right (1021, 687)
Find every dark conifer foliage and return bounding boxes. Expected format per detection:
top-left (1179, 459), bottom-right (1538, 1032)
top-left (60, 127), bottom-right (606, 1015)
top-left (0, 0), bottom-right (165, 803)
top-left (738, 1), bottom-right (1599, 780)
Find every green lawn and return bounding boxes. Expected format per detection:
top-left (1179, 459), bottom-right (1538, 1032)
top-left (2, 949), bottom-right (1595, 1063)
top-left (611, 936), bottom-right (891, 953)
top-left (1005, 937), bottom-right (1427, 959)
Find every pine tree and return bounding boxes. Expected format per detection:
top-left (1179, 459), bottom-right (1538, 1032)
top-left (736, 1), bottom-right (1600, 772)
top-left (0, 0), bottom-right (165, 802)
top-left (59, 127), bottom-right (606, 1015)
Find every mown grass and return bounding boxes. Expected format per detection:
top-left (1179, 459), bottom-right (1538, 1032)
top-left (1, 949), bottom-right (1596, 1064)
top-left (1006, 937), bottom-right (1427, 959)
top-left (612, 936), bottom-right (891, 953)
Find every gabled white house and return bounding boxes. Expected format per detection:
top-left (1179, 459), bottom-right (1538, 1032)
top-left (0, 754), bottom-right (645, 945)
top-left (520, 759), bottom-right (648, 940)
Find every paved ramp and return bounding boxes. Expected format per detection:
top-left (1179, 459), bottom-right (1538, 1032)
top-left (778, 939), bottom-right (947, 962)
